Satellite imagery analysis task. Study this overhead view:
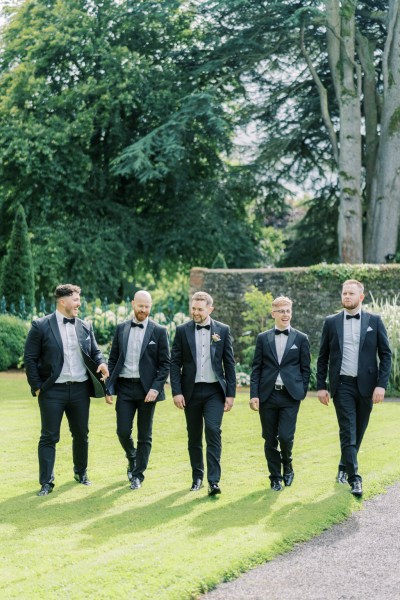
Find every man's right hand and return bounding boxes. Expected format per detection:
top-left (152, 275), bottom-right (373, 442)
top-left (106, 395), bottom-right (113, 405)
top-left (173, 394), bottom-right (186, 409)
top-left (317, 389), bottom-right (330, 406)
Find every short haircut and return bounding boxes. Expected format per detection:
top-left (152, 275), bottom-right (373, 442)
top-left (342, 279), bottom-right (364, 293)
top-left (272, 296), bottom-right (292, 310)
top-left (191, 291), bottom-right (213, 307)
top-left (54, 284), bottom-right (81, 300)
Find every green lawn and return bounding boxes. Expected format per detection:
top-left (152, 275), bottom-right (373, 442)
top-left (1, 372), bottom-right (400, 599)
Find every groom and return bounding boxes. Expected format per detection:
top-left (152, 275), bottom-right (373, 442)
top-left (170, 291), bottom-right (236, 496)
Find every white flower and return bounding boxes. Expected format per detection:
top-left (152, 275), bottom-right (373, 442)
top-left (212, 333), bottom-right (221, 343)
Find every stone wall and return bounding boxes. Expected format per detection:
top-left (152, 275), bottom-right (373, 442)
top-left (189, 264), bottom-right (400, 356)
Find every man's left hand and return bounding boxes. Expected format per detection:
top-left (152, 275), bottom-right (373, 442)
top-left (145, 389), bottom-right (159, 403)
top-left (97, 363), bottom-right (109, 380)
top-left (372, 386), bottom-right (385, 404)
top-left (224, 397), bottom-right (234, 412)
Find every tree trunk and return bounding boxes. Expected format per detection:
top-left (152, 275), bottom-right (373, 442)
top-left (326, 0), bottom-right (363, 262)
top-left (365, 0), bottom-right (400, 263)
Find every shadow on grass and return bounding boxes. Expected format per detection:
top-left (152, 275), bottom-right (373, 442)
top-left (190, 483), bottom-right (355, 540)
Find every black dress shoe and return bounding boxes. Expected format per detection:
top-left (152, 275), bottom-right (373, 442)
top-left (336, 470), bottom-right (347, 484)
top-left (350, 480), bottom-right (363, 497)
top-left (283, 470), bottom-right (294, 487)
top-left (37, 483), bottom-right (53, 496)
top-left (271, 480), bottom-right (283, 491)
top-left (74, 472), bottom-right (92, 485)
top-left (208, 483), bottom-right (221, 496)
top-left (130, 477), bottom-right (142, 490)
top-left (190, 479), bottom-right (203, 491)
top-left (127, 460), bottom-right (137, 481)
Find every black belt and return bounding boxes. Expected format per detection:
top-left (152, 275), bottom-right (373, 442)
top-left (54, 381), bottom-right (87, 386)
top-left (340, 375), bottom-right (357, 381)
top-left (274, 383), bottom-right (286, 391)
top-left (119, 377), bottom-right (141, 382)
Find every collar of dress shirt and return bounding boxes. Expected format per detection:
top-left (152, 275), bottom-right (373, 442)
top-left (132, 317), bottom-right (148, 327)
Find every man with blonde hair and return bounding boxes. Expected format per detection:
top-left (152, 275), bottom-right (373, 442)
top-left (171, 291), bottom-right (236, 496)
top-left (250, 296), bottom-right (311, 491)
top-left (317, 279), bottom-right (391, 497)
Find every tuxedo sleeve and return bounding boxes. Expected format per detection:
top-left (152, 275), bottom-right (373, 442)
top-left (106, 326), bottom-right (121, 395)
top-left (316, 319), bottom-right (330, 390)
top-left (376, 316), bottom-right (392, 389)
top-left (222, 326), bottom-right (236, 397)
top-left (24, 320), bottom-right (44, 396)
top-left (300, 334), bottom-right (311, 395)
top-left (250, 334), bottom-right (263, 398)
top-left (170, 328), bottom-right (183, 396)
top-left (150, 327), bottom-right (170, 393)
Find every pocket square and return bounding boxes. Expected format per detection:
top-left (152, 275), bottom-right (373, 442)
top-left (85, 335), bottom-right (90, 341)
top-left (367, 326), bottom-right (373, 332)
top-left (290, 344), bottom-right (298, 349)
top-left (149, 340), bottom-right (156, 345)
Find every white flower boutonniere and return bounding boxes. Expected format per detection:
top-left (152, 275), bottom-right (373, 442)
top-left (211, 333), bottom-right (221, 343)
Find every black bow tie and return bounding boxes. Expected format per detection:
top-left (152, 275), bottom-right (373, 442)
top-left (63, 317), bottom-right (75, 325)
top-left (196, 324), bottom-right (211, 330)
top-left (346, 314), bottom-right (360, 320)
top-left (275, 329), bottom-right (289, 336)
top-left (131, 322), bottom-right (144, 328)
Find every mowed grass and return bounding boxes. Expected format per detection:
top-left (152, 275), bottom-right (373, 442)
top-left (1, 372), bottom-right (400, 600)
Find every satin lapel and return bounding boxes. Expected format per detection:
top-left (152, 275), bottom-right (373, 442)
top-left (140, 320), bottom-right (155, 358)
top-left (49, 313), bottom-right (63, 353)
top-left (122, 320), bottom-right (131, 358)
top-left (281, 329), bottom-right (296, 362)
top-left (267, 329), bottom-right (279, 363)
top-left (359, 310), bottom-right (370, 352)
top-left (335, 312), bottom-right (344, 356)
top-left (210, 319), bottom-right (220, 364)
top-left (185, 321), bottom-right (197, 363)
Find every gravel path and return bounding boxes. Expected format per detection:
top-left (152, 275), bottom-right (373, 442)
top-left (202, 481), bottom-right (400, 600)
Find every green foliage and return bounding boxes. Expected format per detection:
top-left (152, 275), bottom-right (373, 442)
top-left (0, 205), bottom-right (35, 309)
top-left (0, 0), bottom-right (264, 292)
top-left (0, 314), bottom-right (28, 370)
top-left (365, 295), bottom-right (400, 394)
top-left (239, 286), bottom-right (273, 370)
top-left (211, 252), bottom-right (228, 268)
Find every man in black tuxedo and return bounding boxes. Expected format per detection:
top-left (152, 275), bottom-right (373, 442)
top-left (24, 284), bottom-right (109, 496)
top-left (250, 296), bottom-right (311, 491)
top-left (106, 290), bottom-right (170, 489)
top-left (170, 291), bottom-right (236, 496)
top-left (317, 279), bottom-right (392, 497)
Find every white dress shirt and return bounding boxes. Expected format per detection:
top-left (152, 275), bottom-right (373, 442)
top-left (119, 317), bottom-right (148, 378)
top-left (195, 320), bottom-right (218, 383)
top-left (275, 327), bottom-right (290, 386)
top-left (340, 311), bottom-right (361, 377)
top-left (55, 311), bottom-right (88, 383)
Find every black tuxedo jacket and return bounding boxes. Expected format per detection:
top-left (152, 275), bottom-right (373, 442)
top-left (106, 319), bottom-right (170, 400)
top-left (24, 313), bottom-right (106, 397)
top-left (316, 310), bottom-right (392, 397)
top-left (250, 328), bottom-right (311, 402)
top-left (170, 319), bottom-right (236, 401)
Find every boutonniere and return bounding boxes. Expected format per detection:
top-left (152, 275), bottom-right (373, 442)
top-left (211, 333), bottom-right (221, 343)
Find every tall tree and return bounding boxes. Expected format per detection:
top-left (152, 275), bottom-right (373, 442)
top-left (1, 204), bottom-right (35, 310)
top-left (201, 0), bottom-right (400, 263)
top-left (0, 0), bottom-right (263, 298)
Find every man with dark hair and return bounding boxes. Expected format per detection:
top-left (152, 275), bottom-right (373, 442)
top-left (317, 279), bottom-right (392, 497)
top-left (170, 291), bottom-right (236, 496)
top-left (24, 284), bottom-right (108, 496)
top-left (106, 290), bottom-right (170, 490)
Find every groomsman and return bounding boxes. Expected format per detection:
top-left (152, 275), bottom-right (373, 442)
top-left (170, 291), bottom-right (236, 496)
top-left (250, 296), bottom-right (311, 491)
top-left (317, 279), bottom-right (392, 497)
top-left (106, 290), bottom-right (170, 489)
top-left (24, 284), bottom-right (109, 496)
